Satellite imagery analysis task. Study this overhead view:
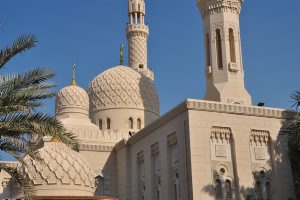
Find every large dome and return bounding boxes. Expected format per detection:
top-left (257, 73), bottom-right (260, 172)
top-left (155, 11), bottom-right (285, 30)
top-left (56, 85), bottom-right (89, 117)
top-left (14, 141), bottom-right (95, 197)
top-left (88, 65), bottom-right (159, 115)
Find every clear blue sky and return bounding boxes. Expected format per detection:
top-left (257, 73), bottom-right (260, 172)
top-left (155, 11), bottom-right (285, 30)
top-left (1, 0), bottom-right (300, 116)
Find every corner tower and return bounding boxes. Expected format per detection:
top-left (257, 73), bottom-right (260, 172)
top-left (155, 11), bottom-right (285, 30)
top-left (197, 0), bottom-right (252, 105)
top-left (127, 0), bottom-right (154, 81)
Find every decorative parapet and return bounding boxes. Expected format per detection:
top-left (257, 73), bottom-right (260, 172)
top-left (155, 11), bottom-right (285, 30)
top-left (186, 99), bottom-right (289, 119)
top-left (127, 99), bottom-right (295, 146)
top-left (197, 0), bottom-right (243, 18)
top-left (79, 144), bottom-right (114, 152)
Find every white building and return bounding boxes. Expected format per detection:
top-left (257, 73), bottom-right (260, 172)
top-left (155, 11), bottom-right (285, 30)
top-left (0, 0), bottom-right (297, 199)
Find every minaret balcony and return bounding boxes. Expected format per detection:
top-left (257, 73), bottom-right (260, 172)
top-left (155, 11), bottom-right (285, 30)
top-left (126, 24), bottom-right (149, 35)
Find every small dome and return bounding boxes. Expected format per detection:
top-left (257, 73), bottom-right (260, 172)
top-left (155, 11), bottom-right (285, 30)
top-left (88, 65), bottom-right (159, 115)
top-left (16, 142), bottom-right (95, 196)
top-left (56, 85), bottom-right (89, 116)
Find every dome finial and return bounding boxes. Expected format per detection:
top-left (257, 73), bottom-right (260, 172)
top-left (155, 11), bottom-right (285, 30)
top-left (120, 43), bottom-right (124, 65)
top-left (71, 63), bottom-right (77, 86)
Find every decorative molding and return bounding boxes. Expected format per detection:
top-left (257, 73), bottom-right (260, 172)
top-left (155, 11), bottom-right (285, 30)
top-left (197, 0), bottom-right (243, 18)
top-left (79, 143), bottom-right (114, 152)
top-left (168, 133), bottom-right (177, 148)
top-left (127, 99), bottom-right (294, 147)
top-left (215, 145), bottom-right (227, 157)
top-left (250, 129), bottom-right (270, 146)
top-left (137, 151), bottom-right (144, 163)
top-left (212, 161), bottom-right (234, 179)
top-left (254, 148), bottom-right (266, 160)
top-left (151, 142), bottom-right (159, 156)
top-left (211, 126), bottom-right (232, 143)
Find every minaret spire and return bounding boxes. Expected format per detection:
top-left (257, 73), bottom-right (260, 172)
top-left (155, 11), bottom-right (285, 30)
top-left (71, 64), bottom-right (76, 86)
top-left (120, 43), bottom-right (124, 65)
top-left (197, 0), bottom-right (252, 105)
top-left (127, 0), bottom-right (154, 81)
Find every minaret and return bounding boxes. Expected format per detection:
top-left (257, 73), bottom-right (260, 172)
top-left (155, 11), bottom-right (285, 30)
top-left (127, 0), bottom-right (154, 81)
top-left (197, 0), bottom-right (252, 106)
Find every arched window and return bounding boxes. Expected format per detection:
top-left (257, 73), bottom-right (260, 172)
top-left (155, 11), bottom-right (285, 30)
top-left (229, 28), bottom-right (236, 62)
top-left (129, 117), bottom-right (133, 129)
top-left (106, 118), bottom-right (111, 130)
top-left (266, 181), bottom-right (272, 200)
top-left (216, 29), bottom-right (223, 70)
top-left (225, 180), bottom-right (232, 199)
top-left (255, 181), bottom-right (263, 200)
top-left (137, 118), bottom-right (142, 129)
top-left (216, 179), bottom-right (223, 198)
top-left (99, 119), bottom-right (103, 130)
top-left (206, 33), bottom-right (211, 67)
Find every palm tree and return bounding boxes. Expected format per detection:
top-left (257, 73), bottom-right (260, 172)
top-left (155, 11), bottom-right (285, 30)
top-left (286, 90), bottom-right (300, 198)
top-left (0, 34), bottom-right (77, 199)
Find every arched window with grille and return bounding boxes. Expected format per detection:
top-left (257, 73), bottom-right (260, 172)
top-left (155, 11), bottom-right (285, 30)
top-left (129, 117), bottom-right (133, 129)
top-left (216, 29), bottom-right (223, 70)
top-left (216, 179), bottom-right (223, 198)
top-left (229, 28), bottom-right (236, 63)
top-left (106, 118), bottom-right (111, 130)
top-left (255, 181), bottom-right (263, 200)
top-left (206, 33), bottom-right (211, 67)
top-left (225, 180), bottom-right (232, 199)
top-left (99, 119), bottom-right (103, 130)
top-left (266, 181), bottom-right (272, 200)
top-left (137, 118), bottom-right (142, 130)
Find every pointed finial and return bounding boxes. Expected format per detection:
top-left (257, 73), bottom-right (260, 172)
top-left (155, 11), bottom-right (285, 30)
top-left (120, 43), bottom-right (124, 65)
top-left (71, 64), bottom-right (76, 86)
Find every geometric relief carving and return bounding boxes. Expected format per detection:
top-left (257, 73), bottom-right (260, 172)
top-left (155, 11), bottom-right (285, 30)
top-left (211, 126), bottom-right (232, 143)
top-left (211, 161), bottom-right (233, 179)
top-left (254, 148), bottom-right (266, 160)
top-left (250, 129), bottom-right (270, 146)
top-left (215, 145), bottom-right (227, 157)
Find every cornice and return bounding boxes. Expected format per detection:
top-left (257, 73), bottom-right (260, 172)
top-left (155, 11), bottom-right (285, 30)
top-left (125, 99), bottom-right (297, 147)
top-left (79, 143), bottom-right (114, 152)
top-left (197, 0), bottom-right (243, 18)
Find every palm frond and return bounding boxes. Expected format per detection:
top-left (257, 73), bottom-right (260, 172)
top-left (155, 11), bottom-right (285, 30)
top-left (0, 112), bottom-right (78, 146)
top-left (0, 136), bottom-right (27, 152)
top-left (0, 164), bottom-right (34, 200)
top-left (0, 34), bottom-right (37, 69)
top-left (291, 90), bottom-right (300, 110)
top-left (0, 68), bottom-right (55, 98)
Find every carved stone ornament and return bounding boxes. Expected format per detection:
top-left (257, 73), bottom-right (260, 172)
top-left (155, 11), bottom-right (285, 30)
top-left (211, 126), bottom-right (232, 143)
top-left (254, 148), bottom-right (266, 160)
top-left (250, 129), bottom-right (270, 146)
top-left (216, 145), bottom-right (227, 157)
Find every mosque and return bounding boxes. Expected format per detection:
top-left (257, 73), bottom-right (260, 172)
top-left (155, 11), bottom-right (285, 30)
top-left (0, 0), bottom-right (297, 199)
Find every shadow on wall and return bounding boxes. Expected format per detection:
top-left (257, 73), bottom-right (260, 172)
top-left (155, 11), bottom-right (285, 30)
top-left (201, 110), bottom-right (297, 200)
top-left (96, 152), bottom-right (117, 198)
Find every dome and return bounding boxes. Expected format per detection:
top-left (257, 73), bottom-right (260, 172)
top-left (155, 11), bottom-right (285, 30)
top-left (88, 65), bottom-right (159, 115)
top-left (15, 141), bottom-right (95, 197)
top-left (56, 85), bottom-right (89, 116)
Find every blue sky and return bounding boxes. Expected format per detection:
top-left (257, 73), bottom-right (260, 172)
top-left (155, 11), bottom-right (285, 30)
top-left (1, 0), bottom-right (300, 116)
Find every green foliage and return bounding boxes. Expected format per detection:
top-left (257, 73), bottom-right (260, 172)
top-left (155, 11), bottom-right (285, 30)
top-left (0, 34), bottom-right (77, 199)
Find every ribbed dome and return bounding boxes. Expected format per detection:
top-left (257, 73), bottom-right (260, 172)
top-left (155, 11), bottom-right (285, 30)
top-left (56, 85), bottom-right (89, 115)
top-left (16, 142), bottom-right (95, 196)
top-left (88, 65), bottom-right (159, 115)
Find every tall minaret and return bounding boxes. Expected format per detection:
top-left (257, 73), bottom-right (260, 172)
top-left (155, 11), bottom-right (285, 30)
top-left (127, 0), bottom-right (154, 81)
top-left (197, 0), bottom-right (252, 106)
